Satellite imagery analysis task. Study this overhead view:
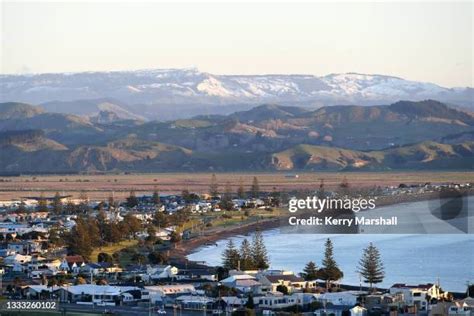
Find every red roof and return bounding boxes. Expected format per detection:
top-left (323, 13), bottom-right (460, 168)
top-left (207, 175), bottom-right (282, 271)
top-left (65, 255), bottom-right (85, 264)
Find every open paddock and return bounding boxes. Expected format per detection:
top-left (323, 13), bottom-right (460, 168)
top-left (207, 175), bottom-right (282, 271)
top-left (0, 171), bottom-right (472, 201)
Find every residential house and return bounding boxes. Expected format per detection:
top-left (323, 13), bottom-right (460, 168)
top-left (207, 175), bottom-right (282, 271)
top-left (145, 284), bottom-right (196, 297)
top-left (56, 284), bottom-right (148, 305)
top-left (363, 293), bottom-right (403, 312)
top-left (4, 253), bottom-right (32, 265)
top-left (175, 268), bottom-right (217, 282)
top-left (23, 285), bottom-right (59, 300)
top-left (448, 299), bottom-right (474, 316)
top-left (389, 283), bottom-right (450, 311)
top-left (257, 293), bottom-right (301, 309)
top-left (316, 291), bottom-right (362, 306)
top-left (258, 273), bottom-right (308, 293)
top-left (215, 296), bottom-right (248, 312)
top-left (145, 264), bottom-right (178, 281)
top-left (175, 295), bottom-right (215, 311)
top-left (220, 274), bottom-right (263, 294)
top-left (7, 240), bottom-right (43, 255)
top-left (59, 255), bottom-right (86, 274)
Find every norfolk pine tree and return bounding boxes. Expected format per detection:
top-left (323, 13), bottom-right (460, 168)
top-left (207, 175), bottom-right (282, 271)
top-left (320, 238), bottom-right (344, 289)
top-left (222, 239), bottom-right (240, 270)
top-left (251, 231), bottom-right (269, 269)
top-left (357, 242), bottom-right (385, 292)
top-left (239, 238), bottom-right (253, 270)
top-left (302, 261), bottom-right (319, 281)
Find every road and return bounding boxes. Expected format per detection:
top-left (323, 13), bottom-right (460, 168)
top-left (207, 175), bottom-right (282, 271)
top-left (58, 303), bottom-right (214, 316)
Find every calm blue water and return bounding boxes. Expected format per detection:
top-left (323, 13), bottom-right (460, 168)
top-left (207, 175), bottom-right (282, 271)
top-left (188, 198), bottom-right (474, 292)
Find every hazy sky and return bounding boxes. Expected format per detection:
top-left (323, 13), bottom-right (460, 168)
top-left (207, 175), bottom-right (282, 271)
top-left (1, 1), bottom-right (472, 87)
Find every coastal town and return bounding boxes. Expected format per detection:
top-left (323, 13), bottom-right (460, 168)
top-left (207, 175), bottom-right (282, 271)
top-left (0, 175), bottom-right (472, 316)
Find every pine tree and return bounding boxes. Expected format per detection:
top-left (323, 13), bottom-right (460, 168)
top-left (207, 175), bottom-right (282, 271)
top-left (357, 242), bottom-right (385, 291)
top-left (251, 231), bottom-right (269, 269)
top-left (222, 239), bottom-right (240, 270)
top-left (87, 216), bottom-right (101, 247)
top-left (302, 261), bottom-right (318, 281)
top-left (152, 189), bottom-right (160, 205)
top-left (78, 191), bottom-right (90, 213)
top-left (221, 182), bottom-right (234, 211)
top-left (239, 238), bottom-right (253, 270)
top-left (51, 192), bottom-right (63, 215)
top-left (237, 178), bottom-right (245, 199)
top-left (37, 193), bottom-right (48, 212)
top-left (251, 176), bottom-right (260, 198)
top-left (66, 216), bottom-right (93, 259)
top-left (105, 222), bottom-right (122, 243)
top-left (96, 210), bottom-right (108, 245)
top-left (126, 190), bottom-right (139, 208)
top-left (210, 174), bottom-right (219, 197)
top-left (153, 210), bottom-right (169, 228)
top-left (320, 238), bottom-right (343, 289)
top-left (122, 213), bottom-right (142, 238)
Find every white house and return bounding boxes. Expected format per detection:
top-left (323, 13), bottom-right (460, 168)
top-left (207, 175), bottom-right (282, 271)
top-left (316, 291), bottom-right (362, 306)
top-left (389, 283), bottom-right (449, 311)
top-left (257, 293), bottom-right (301, 309)
top-left (220, 274), bottom-right (262, 294)
top-left (144, 265), bottom-right (178, 281)
top-left (175, 295), bottom-right (215, 310)
top-left (56, 284), bottom-right (147, 304)
top-left (145, 284), bottom-right (196, 297)
top-left (258, 273), bottom-right (308, 293)
top-left (4, 254), bottom-right (32, 265)
top-left (58, 255), bottom-right (86, 274)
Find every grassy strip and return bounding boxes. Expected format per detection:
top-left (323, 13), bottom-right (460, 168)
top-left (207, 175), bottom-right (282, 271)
top-left (90, 239), bottom-right (139, 263)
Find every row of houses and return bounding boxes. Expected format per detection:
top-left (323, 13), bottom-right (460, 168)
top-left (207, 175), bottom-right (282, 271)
top-left (9, 261), bottom-right (474, 316)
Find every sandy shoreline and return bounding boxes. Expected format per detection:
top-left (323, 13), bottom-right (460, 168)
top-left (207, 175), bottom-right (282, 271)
top-left (169, 216), bottom-right (282, 266)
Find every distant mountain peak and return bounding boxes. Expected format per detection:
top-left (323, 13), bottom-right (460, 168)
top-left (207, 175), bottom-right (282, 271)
top-left (1, 69), bottom-right (472, 116)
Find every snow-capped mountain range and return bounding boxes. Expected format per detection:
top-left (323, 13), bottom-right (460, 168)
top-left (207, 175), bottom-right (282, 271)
top-left (1, 68), bottom-right (472, 109)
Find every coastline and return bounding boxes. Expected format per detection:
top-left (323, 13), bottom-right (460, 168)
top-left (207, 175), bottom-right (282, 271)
top-left (171, 190), bottom-right (473, 266)
top-left (170, 216), bottom-right (282, 266)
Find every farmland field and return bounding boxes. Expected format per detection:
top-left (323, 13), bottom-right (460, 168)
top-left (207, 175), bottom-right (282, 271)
top-left (0, 171), bottom-right (472, 200)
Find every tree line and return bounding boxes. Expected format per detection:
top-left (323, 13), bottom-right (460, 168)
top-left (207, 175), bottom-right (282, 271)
top-left (222, 231), bottom-right (270, 270)
top-left (301, 239), bottom-right (385, 291)
top-left (65, 211), bottom-right (143, 259)
top-left (210, 174), bottom-right (261, 199)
